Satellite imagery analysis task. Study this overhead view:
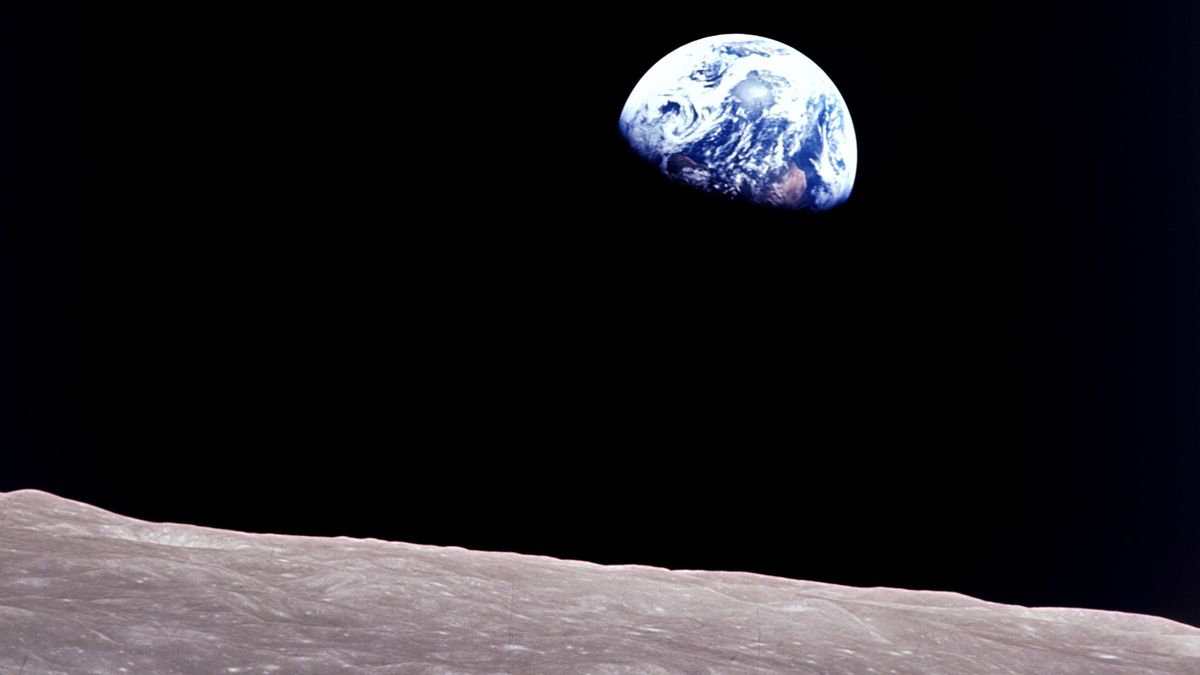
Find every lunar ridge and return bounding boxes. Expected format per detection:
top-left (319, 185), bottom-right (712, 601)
top-left (1, 490), bottom-right (1197, 674)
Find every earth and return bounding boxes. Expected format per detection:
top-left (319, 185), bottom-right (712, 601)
top-left (620, 34), bottom-right (857, 212)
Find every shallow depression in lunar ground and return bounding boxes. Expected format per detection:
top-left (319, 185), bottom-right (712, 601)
top-left (1, 490), bottom-right (1198, 674)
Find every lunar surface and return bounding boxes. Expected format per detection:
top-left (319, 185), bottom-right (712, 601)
top-left (1, 491), bottom-right (1198, 674)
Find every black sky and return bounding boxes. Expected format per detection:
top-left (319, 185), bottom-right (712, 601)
top-left (5, 4), bottom-right (1199, 626)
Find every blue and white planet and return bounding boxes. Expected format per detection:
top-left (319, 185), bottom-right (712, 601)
top-left (620, 34), bottom-right (857, 212)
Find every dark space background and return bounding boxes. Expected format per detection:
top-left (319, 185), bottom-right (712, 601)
top-left (5, 4), bottom-right (1198, 626)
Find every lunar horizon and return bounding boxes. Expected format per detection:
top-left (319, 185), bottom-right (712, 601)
top-left (2, 489), bottom-right (1197, 673)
